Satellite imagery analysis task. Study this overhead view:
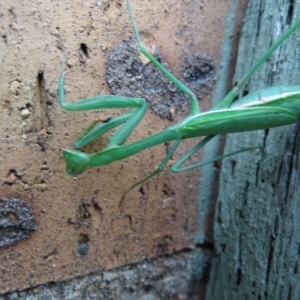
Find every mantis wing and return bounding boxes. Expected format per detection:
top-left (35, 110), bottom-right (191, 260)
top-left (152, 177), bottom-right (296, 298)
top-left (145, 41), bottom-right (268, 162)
top-left (181, 106), bottom-right (298, 138)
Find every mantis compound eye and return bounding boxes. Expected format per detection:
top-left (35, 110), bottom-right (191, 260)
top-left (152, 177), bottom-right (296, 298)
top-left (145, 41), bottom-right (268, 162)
top-left (62, 149), bottom-right (91, 176)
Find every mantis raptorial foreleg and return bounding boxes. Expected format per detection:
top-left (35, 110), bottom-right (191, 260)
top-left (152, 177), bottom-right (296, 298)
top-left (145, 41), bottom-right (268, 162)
top-left (58, 76), bottom-right (147, 149)
top-left (58, 72), bottom-right (148, 175)
top-left (58, 0), bottom-right (300, 198)
top-left (73, 111), bottom-right (135, 149)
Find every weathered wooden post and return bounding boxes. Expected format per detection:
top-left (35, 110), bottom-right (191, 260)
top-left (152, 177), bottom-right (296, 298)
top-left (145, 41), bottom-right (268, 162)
top-left (206, 0), bottom-right (300, 299)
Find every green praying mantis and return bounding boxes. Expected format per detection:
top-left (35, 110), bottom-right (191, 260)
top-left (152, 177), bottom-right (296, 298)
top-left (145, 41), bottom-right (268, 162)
top-left (58, 0), bottom-right (300, 198)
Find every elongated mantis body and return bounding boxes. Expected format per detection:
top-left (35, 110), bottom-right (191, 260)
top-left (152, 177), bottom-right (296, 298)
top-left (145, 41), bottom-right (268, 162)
top-left (58, 0), bottom-right (300, 195)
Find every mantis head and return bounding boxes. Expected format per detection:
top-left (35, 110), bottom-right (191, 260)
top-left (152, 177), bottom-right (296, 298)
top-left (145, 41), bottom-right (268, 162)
top-left (62, 149), bottom-right (91, 176)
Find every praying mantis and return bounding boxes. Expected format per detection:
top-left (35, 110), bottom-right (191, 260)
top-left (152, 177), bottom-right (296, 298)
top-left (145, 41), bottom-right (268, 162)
top-left (58, 0), bottom-right (300, 197)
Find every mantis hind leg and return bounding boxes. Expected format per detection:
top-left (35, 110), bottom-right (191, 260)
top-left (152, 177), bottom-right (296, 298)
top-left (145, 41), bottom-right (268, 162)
top-left (215, 18), bottom-right (300, 110)
top-left (119, 139), bottom-right (182, 206)
top-left (119, 135), bottom-right (257, 204)
top-left (125, 0), bottom-right (200, 114)
top-left (171, 136), bottom-right (259, 173)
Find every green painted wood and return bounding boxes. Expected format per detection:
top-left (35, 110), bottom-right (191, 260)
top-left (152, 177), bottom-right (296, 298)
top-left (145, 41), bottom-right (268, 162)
top-left (206, 0), bottom-right (300, 299)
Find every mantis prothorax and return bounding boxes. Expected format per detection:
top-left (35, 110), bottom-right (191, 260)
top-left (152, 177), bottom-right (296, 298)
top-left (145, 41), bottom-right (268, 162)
top-left (58, 0), bottom-right (300, 199)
